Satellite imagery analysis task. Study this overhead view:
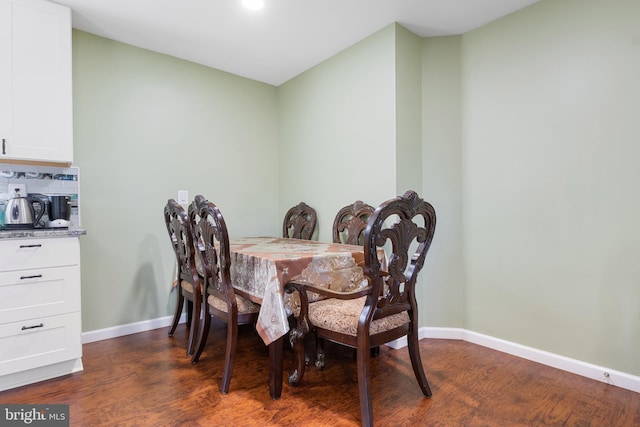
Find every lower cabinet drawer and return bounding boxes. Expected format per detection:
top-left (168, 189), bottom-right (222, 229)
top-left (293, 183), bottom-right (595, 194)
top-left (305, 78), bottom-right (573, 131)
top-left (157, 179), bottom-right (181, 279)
top-left (0, 238), bottom-right (79, 272)
top-left (0, 312), bottom-right (81, 377)
top-left (0, 266), bottom-right (81, 324)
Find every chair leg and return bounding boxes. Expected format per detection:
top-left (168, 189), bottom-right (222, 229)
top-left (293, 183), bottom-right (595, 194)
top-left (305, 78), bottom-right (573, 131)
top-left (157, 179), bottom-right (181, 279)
top-left (191, 313), bottom-right (211, 364)
top-left (371, 346), bottom-right (380, 357)
top-left (187, 297), bottom-right (200, 356)
top-left (304, 333), bottom-right (313, 367)
top-left (186, 299), bottom-right (193, 328)
top-left (407, 327), bottom-right (432, 397)
top-left (356, 344), bottom-right (374, 427)
top-left (168, 289), bottom-right (184, 336)
top-left (315, 334), bottom-right (326, 370)
top-left (220, 318), bottom-right (238, 394)
top-left (354, 346), bottom-right (380, 359)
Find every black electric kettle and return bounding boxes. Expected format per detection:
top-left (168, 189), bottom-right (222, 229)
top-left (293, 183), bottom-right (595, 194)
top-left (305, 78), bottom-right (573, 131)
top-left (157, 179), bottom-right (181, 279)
top-left (47, 195), bottom-right (72, 228)
top-left (3, 188), bottom-right (44, 229)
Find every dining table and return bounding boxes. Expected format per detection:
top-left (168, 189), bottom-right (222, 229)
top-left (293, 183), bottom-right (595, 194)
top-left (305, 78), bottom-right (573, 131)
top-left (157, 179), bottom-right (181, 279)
top-left (227, 236), bottom-right (371, 399)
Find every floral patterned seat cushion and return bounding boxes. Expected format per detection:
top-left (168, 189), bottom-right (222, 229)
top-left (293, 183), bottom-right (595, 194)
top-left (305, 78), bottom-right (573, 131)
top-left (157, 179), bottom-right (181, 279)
top-left (307, 296), bottom-right (409, 337)
top-left (180, 279), bottom-right (194, 294)
top-left (182, 279), bottom-right (259, 314)
top-left (208, 293), bottom-right (260, 314)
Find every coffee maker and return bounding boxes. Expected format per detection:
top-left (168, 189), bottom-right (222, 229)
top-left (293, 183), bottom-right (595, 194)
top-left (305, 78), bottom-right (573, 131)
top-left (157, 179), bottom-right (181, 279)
top-left (47, 195), bottom-right (72, 228)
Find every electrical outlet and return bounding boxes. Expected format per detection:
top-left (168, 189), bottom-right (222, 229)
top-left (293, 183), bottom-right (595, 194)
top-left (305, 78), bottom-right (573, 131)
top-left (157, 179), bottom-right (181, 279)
top-left (8, 183), bottom-right (26, 197)
top-left (177, 190), bottom-right (189, 205)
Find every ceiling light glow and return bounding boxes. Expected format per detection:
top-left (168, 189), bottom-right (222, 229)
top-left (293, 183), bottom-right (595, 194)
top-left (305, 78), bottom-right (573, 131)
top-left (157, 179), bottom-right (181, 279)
top-left (242, 0), bottom-right (264, 11)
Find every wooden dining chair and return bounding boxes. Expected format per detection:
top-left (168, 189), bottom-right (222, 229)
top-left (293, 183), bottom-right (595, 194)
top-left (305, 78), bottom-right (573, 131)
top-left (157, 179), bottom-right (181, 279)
top-left (310, 199), bottom-right (376, 365)
top-left (189, 195), bottom-right (260, 394)
top-left (333, 200), bottom-right (375, 246)
top-left (164, 199), bottom-right (202, 356)
top-left (286, 190), bottom-right (436, 427)
top-left (282, 202), bottom-right (317, 240)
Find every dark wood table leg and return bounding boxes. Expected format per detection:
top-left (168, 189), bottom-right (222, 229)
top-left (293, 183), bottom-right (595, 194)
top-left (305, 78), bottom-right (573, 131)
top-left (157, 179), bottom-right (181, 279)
top-left (283, 282), bottom-right (309, 387)
top-left (268, 336), bottom-right (284, 400)
top-left (287, 322), bottom-right (307, 386)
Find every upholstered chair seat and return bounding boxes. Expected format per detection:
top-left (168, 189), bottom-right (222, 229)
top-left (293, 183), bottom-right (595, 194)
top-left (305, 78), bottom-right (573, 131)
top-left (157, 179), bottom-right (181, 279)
top-left (307, 296), bottom-right (409, 336)
top-left (207, 293), bottom-right (260, 315)
top-left (180, 280), bottom-right (194, 294)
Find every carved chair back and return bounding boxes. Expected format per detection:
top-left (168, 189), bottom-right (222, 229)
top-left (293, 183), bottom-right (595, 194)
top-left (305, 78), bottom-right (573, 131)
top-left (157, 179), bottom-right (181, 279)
top-left (164, 198), bottom-right (202, 354)
top-left (190, 194), bottom-right (233, 308)
top-left (363, 190), bottom-right (436, 326)
top-left (282, 202), bottom-right (317, 240)
top-left (332, 200), bottom-right (375, 246)
top-left (164, 199), bottom-right (199, 289)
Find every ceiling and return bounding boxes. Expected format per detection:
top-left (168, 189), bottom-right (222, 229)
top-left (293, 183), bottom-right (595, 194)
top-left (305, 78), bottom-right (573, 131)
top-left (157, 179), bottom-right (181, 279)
top-left (54, 0), bottom-right (539, 86)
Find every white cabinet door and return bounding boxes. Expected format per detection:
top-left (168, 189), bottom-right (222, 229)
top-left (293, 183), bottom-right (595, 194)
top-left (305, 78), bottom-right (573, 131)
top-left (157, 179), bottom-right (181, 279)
top-left (0, 312), bottom-right (82, 376)
top-left (0, 0), bottom-right (73, 163)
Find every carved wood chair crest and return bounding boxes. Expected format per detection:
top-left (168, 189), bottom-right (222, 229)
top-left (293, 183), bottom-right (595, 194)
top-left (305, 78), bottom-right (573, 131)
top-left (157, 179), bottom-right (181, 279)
top-left (283, 201), bottom-right (317, 240)
top-left (333, 200), bottom-right (375, 246)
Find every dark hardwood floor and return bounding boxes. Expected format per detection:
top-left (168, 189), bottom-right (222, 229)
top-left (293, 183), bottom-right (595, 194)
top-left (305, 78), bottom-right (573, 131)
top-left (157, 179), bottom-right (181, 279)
top-left (1, 321), bottom-right (639, 426)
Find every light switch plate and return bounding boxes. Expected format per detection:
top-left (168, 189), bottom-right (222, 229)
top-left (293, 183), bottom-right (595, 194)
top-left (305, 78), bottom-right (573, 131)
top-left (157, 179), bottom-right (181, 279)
top-left (8, 183), bottom-right (26, 197)
top-left (177, 190), bottom-right (189, 205)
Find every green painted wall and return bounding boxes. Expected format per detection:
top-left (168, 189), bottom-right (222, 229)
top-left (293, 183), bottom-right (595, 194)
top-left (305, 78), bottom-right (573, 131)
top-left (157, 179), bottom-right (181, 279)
top-left (395, 24), bottom-right (432, 326)
top-left (421, 36), bottom-right (465, 328)
top-left (277, 24), bottom-right (398, 243)
top-left (395, 24), bottom-right (422, 196)
top-left (72, 31), bottom-right (280, 331)
top-left (462, 0), bottom-right (640, 375)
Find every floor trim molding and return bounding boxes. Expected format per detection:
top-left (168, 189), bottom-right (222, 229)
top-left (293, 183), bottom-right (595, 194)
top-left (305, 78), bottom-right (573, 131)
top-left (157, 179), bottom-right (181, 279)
top-left (82, 320), bottom-right (640, 394)
top-left (386, 327), bottom-right (640, 394)
top-left (81, 314), bottom-right (186, 344)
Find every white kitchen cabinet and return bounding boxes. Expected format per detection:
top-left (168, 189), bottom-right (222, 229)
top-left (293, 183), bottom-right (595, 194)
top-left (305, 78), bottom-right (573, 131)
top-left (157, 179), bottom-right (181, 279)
top-left (0, 0), bottom-right (73, 163)
top-left (0, 236), bottom-right (83, 391)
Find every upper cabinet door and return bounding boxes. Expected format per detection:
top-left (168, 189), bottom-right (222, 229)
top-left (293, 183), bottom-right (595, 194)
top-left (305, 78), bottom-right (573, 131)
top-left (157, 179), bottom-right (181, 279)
top-left (0, 0), bottom-right (73, 163)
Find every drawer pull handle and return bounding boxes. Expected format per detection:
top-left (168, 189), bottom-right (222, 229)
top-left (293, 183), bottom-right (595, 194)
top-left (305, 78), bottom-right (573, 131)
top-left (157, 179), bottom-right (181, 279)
top-left (21, 323), bottom-right (44, 331)
top-left (19, 244), bottom-right (42, 248)
top-left (20, 274), bottom-right (43, 280)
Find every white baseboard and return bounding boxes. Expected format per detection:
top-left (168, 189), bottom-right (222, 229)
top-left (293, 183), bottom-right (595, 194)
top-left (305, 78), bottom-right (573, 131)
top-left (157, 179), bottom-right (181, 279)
top-left (82, 319), bottom-right (640, 395)
top-left (387, 327), bottom-right (640, 394)
top-left (0, 358), bottom-right (83, 392)
top-left (81, 314), bottom-right (186, 344)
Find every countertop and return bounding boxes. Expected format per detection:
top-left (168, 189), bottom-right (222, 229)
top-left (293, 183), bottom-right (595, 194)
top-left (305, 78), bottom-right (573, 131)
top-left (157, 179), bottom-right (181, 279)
top-left (0, 228), bottom-right (87, 239)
